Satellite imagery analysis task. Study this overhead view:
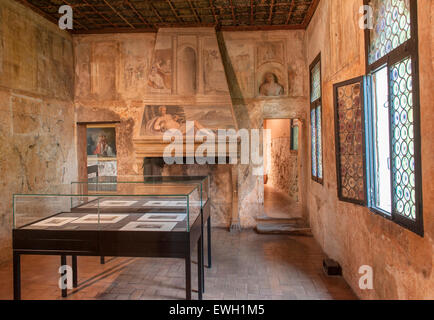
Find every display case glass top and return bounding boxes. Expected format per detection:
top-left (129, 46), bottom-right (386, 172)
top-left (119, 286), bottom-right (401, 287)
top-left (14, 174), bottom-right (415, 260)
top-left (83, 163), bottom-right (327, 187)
top-left (13, 180), bottom-right (204, 233)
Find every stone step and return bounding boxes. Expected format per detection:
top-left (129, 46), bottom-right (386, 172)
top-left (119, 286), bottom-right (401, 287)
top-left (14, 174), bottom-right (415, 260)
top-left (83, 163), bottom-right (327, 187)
top-left (255, 223), bottom-right (313, 237)
top-left (256, 215), bottom-right (305, 224)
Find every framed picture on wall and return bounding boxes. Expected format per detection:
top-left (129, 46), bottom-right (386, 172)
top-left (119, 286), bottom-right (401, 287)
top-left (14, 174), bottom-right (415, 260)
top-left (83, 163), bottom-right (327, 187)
top-left (86, 124), bottom-right (117, 161)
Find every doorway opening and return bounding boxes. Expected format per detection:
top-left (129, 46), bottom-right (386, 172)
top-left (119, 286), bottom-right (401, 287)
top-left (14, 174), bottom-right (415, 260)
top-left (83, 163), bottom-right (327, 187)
top-left (263, 118), bottom-right (302, 220)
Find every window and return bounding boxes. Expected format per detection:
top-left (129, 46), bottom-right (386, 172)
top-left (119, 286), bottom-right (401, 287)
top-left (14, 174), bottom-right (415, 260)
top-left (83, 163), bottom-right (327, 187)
top-left (290, 119), bottom-right (299, 151)
top-left (310, 54), bottom-right (323, 184)
top-left (334, 77), bottom-right (367, 205)
top-left (367, 66), bottom-right (392, 213)
top-left (364, 0), bottom-right (423, 235)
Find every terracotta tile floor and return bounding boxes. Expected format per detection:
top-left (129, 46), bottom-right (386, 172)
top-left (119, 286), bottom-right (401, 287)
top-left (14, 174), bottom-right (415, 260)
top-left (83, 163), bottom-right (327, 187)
top-left (0, 228), bottom-right (357, 300)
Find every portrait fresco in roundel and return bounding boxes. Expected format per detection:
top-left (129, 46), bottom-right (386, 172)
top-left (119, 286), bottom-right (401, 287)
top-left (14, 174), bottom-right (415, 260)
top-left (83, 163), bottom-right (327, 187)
top-left (259, 72), bottom-right (284, 97)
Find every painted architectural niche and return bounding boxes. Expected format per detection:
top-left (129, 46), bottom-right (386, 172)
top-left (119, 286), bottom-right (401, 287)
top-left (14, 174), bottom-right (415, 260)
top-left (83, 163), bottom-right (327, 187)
top-left (257, 41), bottom-right (288, 98)
top-left (227, 39), bottom-right (289, 98)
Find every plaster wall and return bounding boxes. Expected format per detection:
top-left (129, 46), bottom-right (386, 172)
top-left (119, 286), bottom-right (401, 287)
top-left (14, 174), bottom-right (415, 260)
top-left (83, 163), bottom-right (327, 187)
top-left (305, 0), bottom-right (433, 299)
top-left (0, 0), bottom-right (76, 264)
top-left (263, 119), bottom-right (299, 201)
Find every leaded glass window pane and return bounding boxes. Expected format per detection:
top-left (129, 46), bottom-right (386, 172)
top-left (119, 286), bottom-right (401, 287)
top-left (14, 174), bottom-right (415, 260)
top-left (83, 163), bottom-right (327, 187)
top-left (390, 57), bottom-right (416, 220)
top-left (311, 62), bottom-right (321, 102)
top-left (369, 0), bottom-right (411, 65)
top-left (316, 106), bottom-right (323, 179)
top-left (335, 80), bottom-right (366, 203)
top-left (311, 109), bottom-right (317, 177)
top-left (364, 0), bottom-right (422, 235)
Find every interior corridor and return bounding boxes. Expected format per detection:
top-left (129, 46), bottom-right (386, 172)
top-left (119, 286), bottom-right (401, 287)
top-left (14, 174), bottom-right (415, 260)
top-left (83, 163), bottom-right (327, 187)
top-left (264, 185), bottom-right (303, 220)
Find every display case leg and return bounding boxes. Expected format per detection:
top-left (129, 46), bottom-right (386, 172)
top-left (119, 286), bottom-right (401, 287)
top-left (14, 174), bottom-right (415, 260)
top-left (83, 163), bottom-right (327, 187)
top-left (60, 255), bottom-right (67, 298)
top-left (100, 256), bottom-right (105, 264)
top-left (201, 212), bottom-right (205, 293)
top-left (185, 254), bottom-right (191, 300)
top-left (72, 255), bottom-right (78, 288)
top-left (13, 252), bottom-right (21, 300)
top-left (197, 237), bottom-right (203, 300)
top-left (207, 216), bottom-right (212, 268)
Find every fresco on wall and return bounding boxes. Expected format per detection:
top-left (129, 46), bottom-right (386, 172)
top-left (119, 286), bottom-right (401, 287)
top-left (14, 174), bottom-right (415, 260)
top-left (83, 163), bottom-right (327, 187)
top-left (183, 106), bottom-right (235, 130)
top-left (141, 105), bottom-right (186, 135)
top-left (148, 49), bottom-right (172, 92)
top-left (257, 41), bottom-right (285, 66)
top-left (92, 42), bottom-right (117, 99)
top-left (203, 48), bottom-right (227, 94)
top-left (122, 39), bottom-right (152, 93)
top-left (232, 42), bottom-right (255, 97)
top-left (259, 72), bottom-right (284, 97)
top-left (234, 53), bottom-right (253, 94)
top-left (140, 105), bottom-right (235, 136)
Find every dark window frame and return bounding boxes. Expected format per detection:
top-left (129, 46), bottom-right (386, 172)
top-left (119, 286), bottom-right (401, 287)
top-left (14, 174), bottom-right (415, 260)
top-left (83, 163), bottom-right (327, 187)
top-left (333, 76), bottom-right (368, 206)
top-left (309, 53), bottom-right (324, 185)
top-left (363, 0), bottom-right (423, 236)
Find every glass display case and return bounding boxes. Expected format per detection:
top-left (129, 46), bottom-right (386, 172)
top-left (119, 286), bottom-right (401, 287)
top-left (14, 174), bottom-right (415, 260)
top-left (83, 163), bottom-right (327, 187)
top-left (69, 175), bottom-right (212, 294)
top-left (12, 177), bottom-right (210, 300)
top-left (71, 175), bottom-right (210, 210)
top-left (14, 183), bottom-right (202, 232)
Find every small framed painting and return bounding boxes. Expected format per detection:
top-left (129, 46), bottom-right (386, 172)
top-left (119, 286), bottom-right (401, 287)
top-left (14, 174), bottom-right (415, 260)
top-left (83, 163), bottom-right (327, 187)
top-left (86, 124), bottom-right (117, 160)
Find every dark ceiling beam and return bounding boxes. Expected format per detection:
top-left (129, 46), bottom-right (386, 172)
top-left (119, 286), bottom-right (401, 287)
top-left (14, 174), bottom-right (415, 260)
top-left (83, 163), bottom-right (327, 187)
top-left (67, 10), bottom-right (294, 21)
top-left (154, 22), bottom-right (216, 28)
top-left (216, 2), bottom-right (294, 9)
top-left (250, 0), bottom-right (254, 25)
top-left (286, 0), bottom-right (296, 24)
top-left (72, 27), bottom-right (156, 35)
top-left (229, 0), bottom-right (237, 25)
top-left (124, 0), bottom-right (154, 29)
top-left (82, 0), bottom-right (117, 27)
top-left (220, 24), bottom-right (304, 31)
top-left (15, 0), bottom-right (58, 25)
top-left (73, 22), bottom-right (305, 35)
top-left (269, 0), bottom-right (275, 24)
top-left (209, 0), bottom-right (218, 25)
top-left (166, 0), bottom-right (182, 23)
top-left (102, 0), bottom-right (135, 28)
top-left (149, 2), bottom-right (164, 23)
top-left (187, 0), bottom-right (200, 23)
top-left (62, 0), bottom-right (89, 30)
top-left (302, 0), bottom-right (320, 28)
top-left (36, 2), bottom-right (293, 12)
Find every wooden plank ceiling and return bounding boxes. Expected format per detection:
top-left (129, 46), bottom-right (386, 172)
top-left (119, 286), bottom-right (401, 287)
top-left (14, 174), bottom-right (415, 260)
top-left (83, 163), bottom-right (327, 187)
top-left (17, 0), bottom-right (320, 34)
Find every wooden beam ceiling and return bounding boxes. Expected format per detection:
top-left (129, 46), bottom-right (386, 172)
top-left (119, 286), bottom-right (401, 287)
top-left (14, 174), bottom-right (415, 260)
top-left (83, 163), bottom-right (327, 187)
top-left (15, 0), bottom-right (320, 34)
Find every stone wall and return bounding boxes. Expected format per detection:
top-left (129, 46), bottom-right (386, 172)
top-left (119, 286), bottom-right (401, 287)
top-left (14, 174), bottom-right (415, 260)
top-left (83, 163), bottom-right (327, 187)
top-left (305, 0), bottom-right (433, 299)
top-left (263, 119), bottom-right (299, 202)
top-left (269, 138), bottom-right (298, 201)
top-left (0, 0), bottom-right (76, 264)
